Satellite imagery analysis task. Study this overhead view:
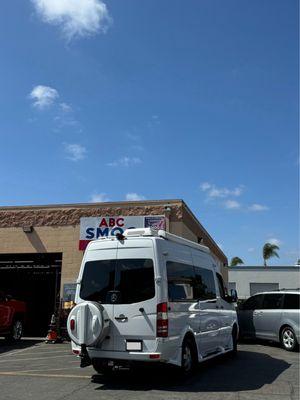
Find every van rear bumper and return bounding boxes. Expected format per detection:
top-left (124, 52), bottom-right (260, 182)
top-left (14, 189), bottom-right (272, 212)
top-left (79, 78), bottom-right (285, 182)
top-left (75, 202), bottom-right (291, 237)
top-left (87, 348), bottom-right (163, 362)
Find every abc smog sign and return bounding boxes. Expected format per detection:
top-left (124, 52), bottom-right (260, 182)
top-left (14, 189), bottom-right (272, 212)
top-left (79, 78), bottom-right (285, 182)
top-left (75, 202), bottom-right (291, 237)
top-left (79, 215), bottom-right (165, 250)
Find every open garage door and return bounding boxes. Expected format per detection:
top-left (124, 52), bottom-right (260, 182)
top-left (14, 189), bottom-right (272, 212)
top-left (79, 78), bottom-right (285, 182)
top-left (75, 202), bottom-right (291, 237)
top-left (0, 253), bottom-right (62, 337)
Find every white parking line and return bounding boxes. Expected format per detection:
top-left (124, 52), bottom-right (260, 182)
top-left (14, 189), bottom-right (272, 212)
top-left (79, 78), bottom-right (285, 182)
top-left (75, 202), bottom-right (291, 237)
top-left (7, 367), bottom-right (81, 373)
top-left (0, 354), bottom-right (73, 363)
top-left (0, 346), bottom-right (44, 358)
top-left (0, 371), bottom-right (90, 379)
top-left (3, 350), bottom-right (71, 356)
top-left (0, 341), bottom-right (49, 357)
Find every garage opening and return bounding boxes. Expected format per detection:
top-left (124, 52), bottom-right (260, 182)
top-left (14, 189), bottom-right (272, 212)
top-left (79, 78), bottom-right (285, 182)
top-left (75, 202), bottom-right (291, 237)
top-left (0, 253), bottom-right (62, 336)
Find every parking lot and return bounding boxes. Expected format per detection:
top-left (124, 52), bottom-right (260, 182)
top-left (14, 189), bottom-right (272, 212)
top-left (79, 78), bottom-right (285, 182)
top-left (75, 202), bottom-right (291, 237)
top-left (0, 339), bottom-right (298, 400)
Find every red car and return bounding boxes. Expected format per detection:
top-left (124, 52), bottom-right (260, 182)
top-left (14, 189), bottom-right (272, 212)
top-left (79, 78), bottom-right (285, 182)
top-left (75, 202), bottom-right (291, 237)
top-left (0, 292), bottom-right (26, 341)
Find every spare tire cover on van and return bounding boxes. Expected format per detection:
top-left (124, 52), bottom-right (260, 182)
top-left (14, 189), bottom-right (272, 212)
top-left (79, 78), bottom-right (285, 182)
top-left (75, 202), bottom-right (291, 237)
top-left (67, 302), bottom-right (110, 346)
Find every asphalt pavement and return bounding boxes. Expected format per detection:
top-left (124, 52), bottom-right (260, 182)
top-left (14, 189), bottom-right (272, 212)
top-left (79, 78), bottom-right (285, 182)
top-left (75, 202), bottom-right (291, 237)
top-left (0, 338), bottom-right (298, 400)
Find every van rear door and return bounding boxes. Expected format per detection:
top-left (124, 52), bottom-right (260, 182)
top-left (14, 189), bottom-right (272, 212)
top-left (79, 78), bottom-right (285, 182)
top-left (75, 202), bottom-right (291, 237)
top-left (78, 244), bottom-right (117, 351)
top-left (112, 239), bottom-right (158, 353)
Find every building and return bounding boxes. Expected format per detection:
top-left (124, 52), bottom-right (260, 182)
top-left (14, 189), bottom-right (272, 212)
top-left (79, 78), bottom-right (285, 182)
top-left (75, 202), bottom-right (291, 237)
top-left (0, 199), bottom-right (227, 335)
top-left (228, 266), bottom-right (300, 299)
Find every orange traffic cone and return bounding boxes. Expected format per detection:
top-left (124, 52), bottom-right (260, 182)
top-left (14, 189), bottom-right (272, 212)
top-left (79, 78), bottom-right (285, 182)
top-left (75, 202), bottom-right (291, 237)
top-left (45, 314), bottom-right (62, 344)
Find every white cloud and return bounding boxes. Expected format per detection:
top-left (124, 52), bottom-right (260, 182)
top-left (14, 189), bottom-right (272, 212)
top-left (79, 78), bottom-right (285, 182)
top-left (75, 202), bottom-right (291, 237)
top-left (200, 182), bottom-right (244, 198)
top-left (32, 0), bottom-right (112, 40)
top-left (29, 85), bottom-right (59, 109)
top-left (125, 193), bottom-right (146, 201)
top-left (248, 247), bottom-right (255, 252)
top-left (131, 144), bottom-right (144, 152)
top-left (89, 193), bottom-right (109, 203)
top-left (267, 238), bottom-right (282, 246)
top-left (200, 182), bottom-right (212, 191)
top-left (60, 102), bottom-right (72, 112)
top-left (248, 203), bottom-right (269, 211)
top-left (64, 143), bottom-right (87, 161)
top-left (224, 200), bottom-right (241, 209)
top-left (107, 156), bottom-right (142, 167)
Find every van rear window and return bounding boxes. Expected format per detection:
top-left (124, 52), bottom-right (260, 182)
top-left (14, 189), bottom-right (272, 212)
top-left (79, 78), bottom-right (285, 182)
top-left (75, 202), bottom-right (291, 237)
top-left (80, 259), bottom-right (155, 304)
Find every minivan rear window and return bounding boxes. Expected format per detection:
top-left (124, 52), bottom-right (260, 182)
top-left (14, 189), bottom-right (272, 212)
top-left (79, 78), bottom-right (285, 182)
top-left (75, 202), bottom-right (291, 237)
top-left (80, 259), bottom-right (155, 304)
top-left (283, 294), bottom-right (300, 310)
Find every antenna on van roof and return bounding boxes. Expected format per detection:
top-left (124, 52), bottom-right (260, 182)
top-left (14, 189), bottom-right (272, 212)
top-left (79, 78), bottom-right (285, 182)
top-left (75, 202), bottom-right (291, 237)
top-left (116, 233), bottom-right (125, 241)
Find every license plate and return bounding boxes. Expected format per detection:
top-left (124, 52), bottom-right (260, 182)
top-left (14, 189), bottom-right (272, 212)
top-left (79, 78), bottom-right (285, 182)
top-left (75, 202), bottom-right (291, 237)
top-left (126, 341), bottom-right (142, 351)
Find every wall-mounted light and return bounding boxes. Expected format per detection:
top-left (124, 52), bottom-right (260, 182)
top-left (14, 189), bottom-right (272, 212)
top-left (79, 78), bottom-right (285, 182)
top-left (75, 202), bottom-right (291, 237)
top-left (23, 226), bottom-right (33, 233)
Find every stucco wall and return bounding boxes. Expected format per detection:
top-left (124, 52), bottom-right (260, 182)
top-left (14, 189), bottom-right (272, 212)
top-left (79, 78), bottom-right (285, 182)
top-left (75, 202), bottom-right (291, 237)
top-left (0, 200), bottom-right (228, 293)
top-left (0, 226), bottom-right (83, 289)
top-left (228, 268), bottom-right (300, 299)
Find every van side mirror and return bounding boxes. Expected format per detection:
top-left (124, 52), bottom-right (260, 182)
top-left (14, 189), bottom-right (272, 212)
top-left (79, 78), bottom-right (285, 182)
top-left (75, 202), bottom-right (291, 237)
top-left (230, 289), bottom-right (238, 303)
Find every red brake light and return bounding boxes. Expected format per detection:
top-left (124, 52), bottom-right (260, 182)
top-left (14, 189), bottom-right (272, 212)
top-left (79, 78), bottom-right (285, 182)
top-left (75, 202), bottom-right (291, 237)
top-left (157, 302), bottom-right (168, 337)
top-left (70, 318), bottom-right (75, 331)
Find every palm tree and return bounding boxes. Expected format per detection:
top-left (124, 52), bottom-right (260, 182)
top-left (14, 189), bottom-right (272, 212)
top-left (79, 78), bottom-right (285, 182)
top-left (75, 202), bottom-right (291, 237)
top-left (230, 257), bottom-right (244, 266)
top-left (263, 243), bottom-right (280, 266)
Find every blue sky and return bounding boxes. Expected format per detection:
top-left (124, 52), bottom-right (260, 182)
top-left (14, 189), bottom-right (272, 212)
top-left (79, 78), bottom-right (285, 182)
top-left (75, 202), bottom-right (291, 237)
top-left (0, 0), bottom-right (298, 265)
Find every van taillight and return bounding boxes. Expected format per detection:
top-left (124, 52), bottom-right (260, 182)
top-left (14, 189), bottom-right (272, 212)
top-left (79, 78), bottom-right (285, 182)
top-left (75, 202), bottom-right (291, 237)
top-left (157, 302), bottom-right (168, 337)
top-left (70, 318), bottom-right (75, 331)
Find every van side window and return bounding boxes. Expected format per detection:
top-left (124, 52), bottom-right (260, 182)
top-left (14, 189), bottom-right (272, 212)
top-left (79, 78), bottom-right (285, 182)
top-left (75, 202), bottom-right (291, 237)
top-left (167, 261), bottom-right (195, 301)
top-left (261, 293), bottom-right (284, 309)
top-left (283, 294), bottom-right (300, 310)
top-left (194, 267), bottom-right (216, 300)
top-left (216, 273), bottom-right (226, 300)
top-left (242, 294), bottom-right (263, 310)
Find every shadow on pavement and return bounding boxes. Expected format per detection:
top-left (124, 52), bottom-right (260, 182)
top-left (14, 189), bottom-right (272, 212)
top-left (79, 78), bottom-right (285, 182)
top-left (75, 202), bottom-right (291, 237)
top-left (0, 338), bottom-right (44, 355)
top-left (92, 350), bottom-right (291, 393)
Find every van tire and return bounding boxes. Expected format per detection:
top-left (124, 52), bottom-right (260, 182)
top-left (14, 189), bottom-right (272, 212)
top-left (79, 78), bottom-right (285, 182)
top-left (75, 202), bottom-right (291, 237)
top-left (228, 325), bottom-right (238, 357)
top-left (181, 337), bottom-right (197, 375)
top-left (280, 326), bottom-right (298, 352)
top-left (92, 359), bottom-right (114, 375)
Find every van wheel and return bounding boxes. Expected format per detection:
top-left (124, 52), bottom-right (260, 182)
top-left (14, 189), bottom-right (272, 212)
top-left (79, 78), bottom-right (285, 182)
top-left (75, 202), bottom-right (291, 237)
top-left (92, 359), bottom-right (114, 375)
top-left (181, 337), bottom-right (197, 375)
top-left (281, 326), bottom-right (298, 352)
top-left (228, 326), bottom-right (238, 357)
top-left (6, 320), bottom-right (23, 342)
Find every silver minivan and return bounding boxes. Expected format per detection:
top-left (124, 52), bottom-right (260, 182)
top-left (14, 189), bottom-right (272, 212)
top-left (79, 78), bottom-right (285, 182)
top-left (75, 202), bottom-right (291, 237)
top-left (237, 290), bottom-right (300, 351)
top-left (67, 228), bottom-right (238, 375)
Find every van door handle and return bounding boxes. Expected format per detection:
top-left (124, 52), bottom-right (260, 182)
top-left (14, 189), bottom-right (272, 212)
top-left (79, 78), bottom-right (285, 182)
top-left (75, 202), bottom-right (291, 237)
top-left (115, 315), bottom-right (128, 322)
top-left (253, 311), bottom-right (263, 316)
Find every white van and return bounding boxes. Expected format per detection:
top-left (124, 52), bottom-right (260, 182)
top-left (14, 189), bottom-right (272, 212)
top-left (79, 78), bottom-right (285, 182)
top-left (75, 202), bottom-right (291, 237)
top-left (67, 228), bottom-right (238, 375)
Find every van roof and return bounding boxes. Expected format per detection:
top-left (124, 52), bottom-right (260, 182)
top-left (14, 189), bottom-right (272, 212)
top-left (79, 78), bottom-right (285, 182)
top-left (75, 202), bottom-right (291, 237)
top-left (252, 290), bottom-right (300, 296)
top-left (89, 228), bottom-right (210, 254)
